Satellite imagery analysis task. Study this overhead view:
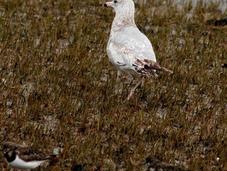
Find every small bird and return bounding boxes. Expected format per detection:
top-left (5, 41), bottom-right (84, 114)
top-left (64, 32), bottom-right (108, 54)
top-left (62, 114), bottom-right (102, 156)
top-left (145, 156), bottom-right (188, 171)
top-left (2, 141), bottom-right (58, 170)
top-left (105, 0), bottom-right (173, 100)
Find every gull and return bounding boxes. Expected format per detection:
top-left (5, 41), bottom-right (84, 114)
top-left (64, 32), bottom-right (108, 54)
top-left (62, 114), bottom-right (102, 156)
top-left (2, 141), bottom-right (58, 170)
top-left (104, 0), bottom-right (173, 100)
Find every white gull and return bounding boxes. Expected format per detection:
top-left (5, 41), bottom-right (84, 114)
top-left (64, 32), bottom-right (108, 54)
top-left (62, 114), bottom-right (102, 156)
top-left (105, 0), bottom-right (173, 100)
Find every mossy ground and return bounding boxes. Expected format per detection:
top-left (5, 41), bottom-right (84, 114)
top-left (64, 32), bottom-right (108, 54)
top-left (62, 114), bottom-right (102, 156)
top-left (0, 0), bottom-right (226, 170)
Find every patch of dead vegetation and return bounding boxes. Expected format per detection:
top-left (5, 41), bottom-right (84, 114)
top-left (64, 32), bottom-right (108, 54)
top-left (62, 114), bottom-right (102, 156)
top-left (0, 0), bottom-right (226, 170)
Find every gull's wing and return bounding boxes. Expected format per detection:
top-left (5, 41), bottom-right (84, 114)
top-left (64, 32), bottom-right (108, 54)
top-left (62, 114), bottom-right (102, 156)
top-left (108, 26), bottom-right (159, 74)
top-left (111, 26), bottom-right (156, 62)
top-left (108, 26), bottom-right (173, 75)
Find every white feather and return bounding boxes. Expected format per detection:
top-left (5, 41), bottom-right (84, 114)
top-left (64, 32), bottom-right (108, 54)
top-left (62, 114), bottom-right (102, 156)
top-left (9, 155), bottom-right (46, 169)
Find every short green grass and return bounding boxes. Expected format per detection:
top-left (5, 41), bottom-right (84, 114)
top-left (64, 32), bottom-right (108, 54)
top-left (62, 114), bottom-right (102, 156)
top-left (0, 0), bottom-right (226, 170)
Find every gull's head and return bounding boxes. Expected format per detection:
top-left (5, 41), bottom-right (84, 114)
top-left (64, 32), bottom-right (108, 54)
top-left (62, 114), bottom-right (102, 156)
top-left (104, 0), bottom-right (135, 15)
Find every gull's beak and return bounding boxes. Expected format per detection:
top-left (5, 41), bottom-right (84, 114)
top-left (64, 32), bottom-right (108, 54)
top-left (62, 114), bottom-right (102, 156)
top-left (104, 1), bottom-right (114, 7)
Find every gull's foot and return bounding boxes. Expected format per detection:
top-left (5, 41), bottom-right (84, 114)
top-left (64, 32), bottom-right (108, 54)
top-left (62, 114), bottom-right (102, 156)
top-left (126, 79), bottom-right (144, 101)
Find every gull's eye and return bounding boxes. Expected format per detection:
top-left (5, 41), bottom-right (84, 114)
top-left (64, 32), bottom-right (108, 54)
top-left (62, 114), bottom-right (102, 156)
top-left (114, 0), bottom-right (117, 3)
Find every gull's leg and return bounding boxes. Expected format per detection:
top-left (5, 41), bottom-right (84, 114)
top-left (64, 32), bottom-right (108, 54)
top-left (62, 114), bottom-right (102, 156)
top-left (141, 78), bottom-right (145, 88)
top-left (127, 78), bottom-right (144, 100)
top-left (127, 73), bottom-right (134, 86)
top-left (115, 70), bottom-right (123, 94)
top-left (116, 70), bottom-right (121, 82)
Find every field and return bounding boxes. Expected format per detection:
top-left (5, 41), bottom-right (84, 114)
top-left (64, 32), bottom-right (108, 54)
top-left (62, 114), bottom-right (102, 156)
top-left (0, 0), bottom-right (226, 170)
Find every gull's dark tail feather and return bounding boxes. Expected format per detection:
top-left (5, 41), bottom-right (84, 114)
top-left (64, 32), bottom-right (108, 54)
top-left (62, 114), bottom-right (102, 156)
top-left (144, 59), bottom-right (173, 74)
top-left (134, 59), bottom-right (173, 76)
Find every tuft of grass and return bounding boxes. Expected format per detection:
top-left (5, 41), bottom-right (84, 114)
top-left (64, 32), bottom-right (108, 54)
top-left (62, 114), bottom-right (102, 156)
top-left (0, 0), bottom-right (226, 170)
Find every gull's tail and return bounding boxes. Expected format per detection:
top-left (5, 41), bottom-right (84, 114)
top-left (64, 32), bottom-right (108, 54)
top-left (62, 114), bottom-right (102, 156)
top-left (144, 59), bottom-right (173, 74)
top-left (134, 59), bottom-right (173, 76)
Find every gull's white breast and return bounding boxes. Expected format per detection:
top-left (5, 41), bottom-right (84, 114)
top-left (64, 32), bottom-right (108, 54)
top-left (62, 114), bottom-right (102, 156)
top-left (9, 155), bottom-right (46, 169)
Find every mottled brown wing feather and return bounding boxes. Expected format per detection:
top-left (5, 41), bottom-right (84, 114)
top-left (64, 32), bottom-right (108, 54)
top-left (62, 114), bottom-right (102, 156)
top-left (17, 147), bottom-right (52, 161)
top-left (146, 157), bottom-right (188, 171)
top-left (2, 142), bottom-right (57, 163)
top-left (2, 142), bottom-right (26, 149)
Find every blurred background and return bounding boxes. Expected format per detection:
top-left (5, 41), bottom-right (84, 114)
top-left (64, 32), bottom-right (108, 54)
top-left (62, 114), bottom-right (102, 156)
top-left (0, 0), bottom-right (226, 170)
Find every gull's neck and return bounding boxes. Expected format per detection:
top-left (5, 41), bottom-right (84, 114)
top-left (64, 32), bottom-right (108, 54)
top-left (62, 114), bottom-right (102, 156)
top-left (111, 9), bottom-right (136, 33)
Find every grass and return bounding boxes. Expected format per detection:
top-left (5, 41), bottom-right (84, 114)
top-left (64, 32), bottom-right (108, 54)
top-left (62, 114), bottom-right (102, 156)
top-left (0, 0), bottom-right (226, 170)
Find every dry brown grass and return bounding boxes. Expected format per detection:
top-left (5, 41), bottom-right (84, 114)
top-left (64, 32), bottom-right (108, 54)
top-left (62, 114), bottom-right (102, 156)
top-left (0, 0), bottom-right (226, 170)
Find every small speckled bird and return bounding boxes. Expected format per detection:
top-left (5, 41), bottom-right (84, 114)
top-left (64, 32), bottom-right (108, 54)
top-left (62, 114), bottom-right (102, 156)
top-left (2, 141), bottom-right (58, 170)
top-left (105, 0), bottom-right (173, 100)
